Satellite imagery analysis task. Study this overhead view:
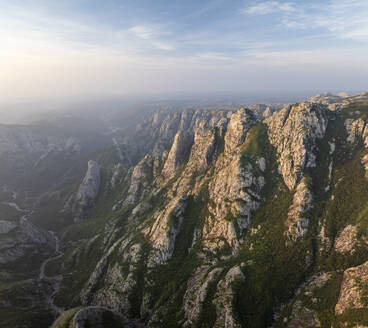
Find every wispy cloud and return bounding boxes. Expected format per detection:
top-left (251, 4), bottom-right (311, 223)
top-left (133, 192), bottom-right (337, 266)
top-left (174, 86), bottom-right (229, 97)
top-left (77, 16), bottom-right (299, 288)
top-left (279, 0), bottom-right (368, 42)
top-left (242, 47), bottom-right (368, 68)
top-left (242, 1), bottom-right (296, 15)
top-left (0, 0), bottom-right (367, 100)
top-left (129, 25), bottom-right (175, 51)
top-left (0, 2), bottom-right (176, 60)
top-left (317, 0), bottom-right (368, 42)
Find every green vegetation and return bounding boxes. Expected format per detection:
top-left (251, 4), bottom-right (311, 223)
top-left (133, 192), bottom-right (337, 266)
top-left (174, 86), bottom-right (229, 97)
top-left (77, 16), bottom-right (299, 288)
top-left (233, 184), bottom-right (308, 328)
top-left (145, 187), bottom-right (210, 327)
top-left (318, 144), bottom-right (368, 270)
top-left (53, 234), bottom-right (104, 308)
top-left (239, 122), bottom-right (269, 157)
top-left (50, 307), bottom-right (82, 328)
top-left (147, 252), bottom-right (201, 327)
top-left (0, 279), bottom-right (54, 328)
top-left (335, 309), bottom-right (368, 328)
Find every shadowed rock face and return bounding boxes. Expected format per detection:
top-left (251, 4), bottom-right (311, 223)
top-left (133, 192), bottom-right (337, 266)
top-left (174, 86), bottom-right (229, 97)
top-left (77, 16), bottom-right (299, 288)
top-left (335, 261), bottom-right (368, 316)
top-left (286, 272), bottom-right (334, 328)
top-left (123, 155), bottom-right (154, 206)
top-left (162, 131), bottom-right (194, 178)
top-left (76, 160), bottom-right (101, 207)
top-left (51, 306), bottom-right (144, 328)
top-left (65, 160), bottom-right (101, 222)
top-left (183, 266), bottom-right (223, 325)
top-left (212, 265), bottom-right (245, 328)
top-left (0, 125), bottom-right (82, 157)
top-left (0, 217), bottom-right (55, 264)
top-left (187, 124), bottom-right (218, 171)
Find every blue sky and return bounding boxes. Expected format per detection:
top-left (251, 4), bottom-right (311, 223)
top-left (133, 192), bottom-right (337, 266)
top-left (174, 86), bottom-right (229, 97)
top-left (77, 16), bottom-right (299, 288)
top-left (0, 0), bottom-right (367, 101)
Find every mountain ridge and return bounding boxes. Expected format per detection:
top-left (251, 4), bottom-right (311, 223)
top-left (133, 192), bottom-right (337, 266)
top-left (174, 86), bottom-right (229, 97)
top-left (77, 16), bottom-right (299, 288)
top-left (1, 92), bottom-right (368, 327)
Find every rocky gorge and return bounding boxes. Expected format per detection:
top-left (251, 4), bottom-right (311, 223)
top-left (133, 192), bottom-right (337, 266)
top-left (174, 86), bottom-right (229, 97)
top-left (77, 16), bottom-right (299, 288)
top-left (1, 92), bottom-right (368, 327)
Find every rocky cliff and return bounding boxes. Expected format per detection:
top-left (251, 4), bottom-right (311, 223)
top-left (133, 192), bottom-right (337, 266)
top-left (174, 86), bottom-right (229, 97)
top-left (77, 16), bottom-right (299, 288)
top-left (2, 92), bottom-right (368, 328)
top-left (63, 160), bottom-right (101, 222)
top-left (266, 102), bottom-right (328, 190)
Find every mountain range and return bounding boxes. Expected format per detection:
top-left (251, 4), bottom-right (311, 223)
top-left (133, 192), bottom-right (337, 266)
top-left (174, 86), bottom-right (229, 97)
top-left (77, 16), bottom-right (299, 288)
top-left (1, 91), bottom-right (368, 328)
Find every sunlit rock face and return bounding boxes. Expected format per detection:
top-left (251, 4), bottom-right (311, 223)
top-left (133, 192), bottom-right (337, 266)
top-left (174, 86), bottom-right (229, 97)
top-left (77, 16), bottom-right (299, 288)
top-left (266, 102), bottom-right (328, 190)
top-left (334, 224), bottom-right (358, 254)
top-left (285, 177), bottom-right (313, 241)
top-left (204, 155), bottom-right (264, 251)
top-left (224, 108), bottom-right (254, 155)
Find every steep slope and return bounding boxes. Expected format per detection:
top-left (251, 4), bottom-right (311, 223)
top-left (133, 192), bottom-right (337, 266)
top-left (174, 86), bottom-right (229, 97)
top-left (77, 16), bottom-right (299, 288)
top-left (0, 119), bottom-right (117, 327)
top-left (3, 95), bottom-right (368, 328)
top-left (46, 100), bottom-right (341, 327)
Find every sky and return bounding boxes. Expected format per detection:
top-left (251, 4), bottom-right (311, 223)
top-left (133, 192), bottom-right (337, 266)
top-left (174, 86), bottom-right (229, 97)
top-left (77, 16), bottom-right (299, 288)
top-left (0, 0), bottom-right (367, 102)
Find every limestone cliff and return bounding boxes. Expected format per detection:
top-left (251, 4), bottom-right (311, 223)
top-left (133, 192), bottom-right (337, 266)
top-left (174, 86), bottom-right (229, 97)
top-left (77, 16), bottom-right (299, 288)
top-left (267, 102), bottom-right (328, 189)
top-left (285, 177), bottom-right (313, 241)
top-left (66, 160), bottom-right (101, 222)
top-left (40, 95), bottom-right (368, 328)
top-left (335, 261), bottom-right (368, 315)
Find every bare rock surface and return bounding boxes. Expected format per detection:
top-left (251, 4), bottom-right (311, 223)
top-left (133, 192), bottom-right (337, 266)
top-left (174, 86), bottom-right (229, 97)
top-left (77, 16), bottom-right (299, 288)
top-left (266, 102), bottom-right (328, 189)
top-left (288, 300), bottom-right (321, 328)
top-left (183, 266), bottom-right (223, 325)
top-left (224, 108), bottom-right (254, 155)
top-left (334, 225), bottom-right (358, 254)
top-left (345, 118), bottom-right (366, 143)
top-left (123, 155), bottom-right (153, 206)
top-left (335, 261), bottom-right (368, 315)
top-left (162, 131), bottom-right (193, 178)
top-left (66, 160), bottom-right (101, 222)
top-left (212, 266), bottom-right (245, 328)
top-left (0, 124), bottom-right (81, 156)
top-left (51, 306), bottom-right (144, 328)
top-left (0, 216), bottom-right (55, 264)
top-left (204, 155), bottom-right (264, 250)
top-left (286, 272), bottom-right (333, 328)
top-left (145, 195), bottom-right (188, 267)
top-left (286, 177), bottom-right (313, 241)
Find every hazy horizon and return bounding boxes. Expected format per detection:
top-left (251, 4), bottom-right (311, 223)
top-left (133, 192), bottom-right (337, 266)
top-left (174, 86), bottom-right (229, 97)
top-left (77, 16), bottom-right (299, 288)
top-left (2, 87), bottom-right (368, 126)
top-left (1, 88), bottom-right (365, 125)
top-left (1, 0), bottom-right (367, 103)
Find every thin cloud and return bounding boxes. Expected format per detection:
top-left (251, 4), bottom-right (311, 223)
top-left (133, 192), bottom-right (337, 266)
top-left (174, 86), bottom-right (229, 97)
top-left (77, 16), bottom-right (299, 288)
top-left (242, 1), bottom-right (296, 15)
top-left (129, 25), bottom-right (175, 51)
top-left (242, 48), bottom-right (368, 68)
top-left (0, 0), bottom-right (367, 100)
top-left (281, 0), bottom-right (368, 42)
